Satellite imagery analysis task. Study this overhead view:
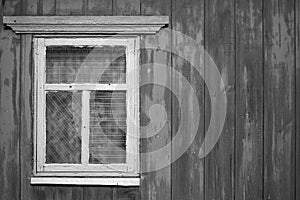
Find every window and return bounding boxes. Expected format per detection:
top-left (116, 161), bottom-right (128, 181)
top-left (4, 15), bottom-right (169, 185)
top-left (34, 37), bottom-right (140, 180)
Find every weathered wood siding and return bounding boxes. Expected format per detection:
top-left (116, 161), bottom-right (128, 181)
top-left (0, 0), bottom-right (299, 200)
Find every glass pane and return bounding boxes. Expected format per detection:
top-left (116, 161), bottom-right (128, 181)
top-left (46, 91), bottom-right (82, 164)
top-left (46, 45), bottom-right (126, 84)
top-left (89, 91), bottom-right (127, 164)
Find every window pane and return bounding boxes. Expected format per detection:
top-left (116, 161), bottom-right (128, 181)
top-left (46, 46), bottom-right (126, 84)
top-left (89, 91), bottom-right (126, 164)
top-left (46, 91), bottom-right (82, 164)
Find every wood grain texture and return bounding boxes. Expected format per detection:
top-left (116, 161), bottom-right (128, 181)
top-left (0, 29), bottom-right (20, 200)
top-left (3, 0), bottom-right (21, 15)
top-left (204, 0), bottom-right (235, 199)
top-left (141, 0), bottom-right (170, 16)
top-left (0, 0), bottom-right (2, 33)
top-left (113, 0), bottom-right (140, 15)
top-left (3, 16), bottom-right (169, 34)
top-left (42, 0), bottom-right (56, 15)
top-left (87, 0), bottom-right (112, 16)
top-left (296, 0), bottom-right (300, 199)
top-left (1, 1), bottom-right (300, 200)
top-left (4, 16), bottom-right (169, 25)
top-left (56, 0), bottom-right (84, 15)
top-left (114, 187), bottom-right (140, 200)
top-left (84, 187), bottom-right (112, 200)
top-left (263, 0), bottom-right (295, 200)
top-left (235, 0), bottom-right (263, 199)
top-left (140, 1), bottom-right (172, 200)
top-left (171, 0), bottom-right (205, 200)
top-left (20, 34), bottom-right (40, 200)
top-left (21, 0), bottom-right (38, 15)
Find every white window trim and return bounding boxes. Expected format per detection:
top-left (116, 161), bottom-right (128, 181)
top-left (33, 37), bottom-right (140, 184)
top-left (3, 16), bottom-right (169, 34)
top-left (31, 177), bottom-right (140, 186)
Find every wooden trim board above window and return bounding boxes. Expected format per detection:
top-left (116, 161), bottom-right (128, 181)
top-left (3, 16), bottom-right (169, 34)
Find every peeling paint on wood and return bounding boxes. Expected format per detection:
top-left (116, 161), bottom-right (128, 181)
top-left (172, 0), bottom-right (205, 200)
top-left (264, 0), bottom-right (295, 200)
top-left (296, 0), bottom-right (300, 199)
top-left (139, 0), bottom-right (172, 200)
top-left (0, 30), bottom-right (20, 200)
top-left (235, 0), bottom-right (263, 199)
top-left (204, 0), bottom-right (235, 200)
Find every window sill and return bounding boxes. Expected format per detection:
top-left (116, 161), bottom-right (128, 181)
top-left (30, 177), bottom-right (140, 186)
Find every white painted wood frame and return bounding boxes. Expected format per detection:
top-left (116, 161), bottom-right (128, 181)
top-left (33, 37), bottom-right (140, 182)
top-left (31, 177), bottom-right (140, 186)
top-left (3, 16), bottom-right (169, 34)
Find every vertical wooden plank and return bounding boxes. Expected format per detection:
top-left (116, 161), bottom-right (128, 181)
top-left (113, 0), bottom-right (140, 15)
top-left (0, 0), bottom-right (3, 33)
top-left (114, 187), bottom-right (140, 200)
top-left (84, 187), bottom-right (112, 200)
top-left (264, 0), bottom-right (295, 200)
top-left (21, 0), bottom-right (38, 15)
top-left (56, 0), bottom-right (84, 15)
top-left (20, 34), bottom-right (40, 200)
top-left (42, 0), bottom-right (56, 15)
top-left (296, 0), bottom-right (300, 198)
top-left (39, 186), bottom-right (85, 200)
top-left (140, 1), bottom-right (171, 200)
top-left (0, 30), bottom-right (20, 200)
top-left (3, 0), bottom-right (21, 15)
top-left (235, 0), bottom-right (263, 199)
top-left (38, 186), bottom-right (56, 200)
top-left (171, 0), bottom-right (205, 200)
top-left (56, 187), bottom-right (84, 200)
top-left (204, 0), bottom-right (235, 199)
top-left (86, 0), bottom-right (112, 15)
top-left (141, 0), bottom-right (169, 16)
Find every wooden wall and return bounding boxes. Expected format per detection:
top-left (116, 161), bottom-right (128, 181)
top-left (0, 0), bottom-right (299, 199)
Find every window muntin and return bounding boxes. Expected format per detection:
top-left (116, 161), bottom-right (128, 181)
top-left (34, 38), bottom-right (139, 176)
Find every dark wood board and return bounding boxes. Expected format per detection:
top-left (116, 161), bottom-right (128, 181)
top-left (296, 0), bottom-right (300, 199)
top-left (56, 0), bottom-right (84, 16)
top-left (171, 0), bottom-right (205, 199)
top-left (21, 0), bottom-right (38, 15)
top-left (204, 0), bottom-right (235, 199)
top-left (19, 34), bottom-right (40, 200)
top-left (263, 0), bottom-right (295, 199)
top-left (140, 1), bottom-right (171, 200)
top-left (42, 0), bottom-right (56, 15)
top-left (235, 0), bottom-right (263, 199)
top-left (113, 0), bottom-right (140, 15)
top-left (0, 29), bottom-right (20, 200)
top-left (86, 0), bottom-right (112, 16)
top-left (3, 0), bottom-right (21, 15)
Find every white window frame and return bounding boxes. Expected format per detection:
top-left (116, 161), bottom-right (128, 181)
top-left (33, 37), bottom-right (140, 179)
